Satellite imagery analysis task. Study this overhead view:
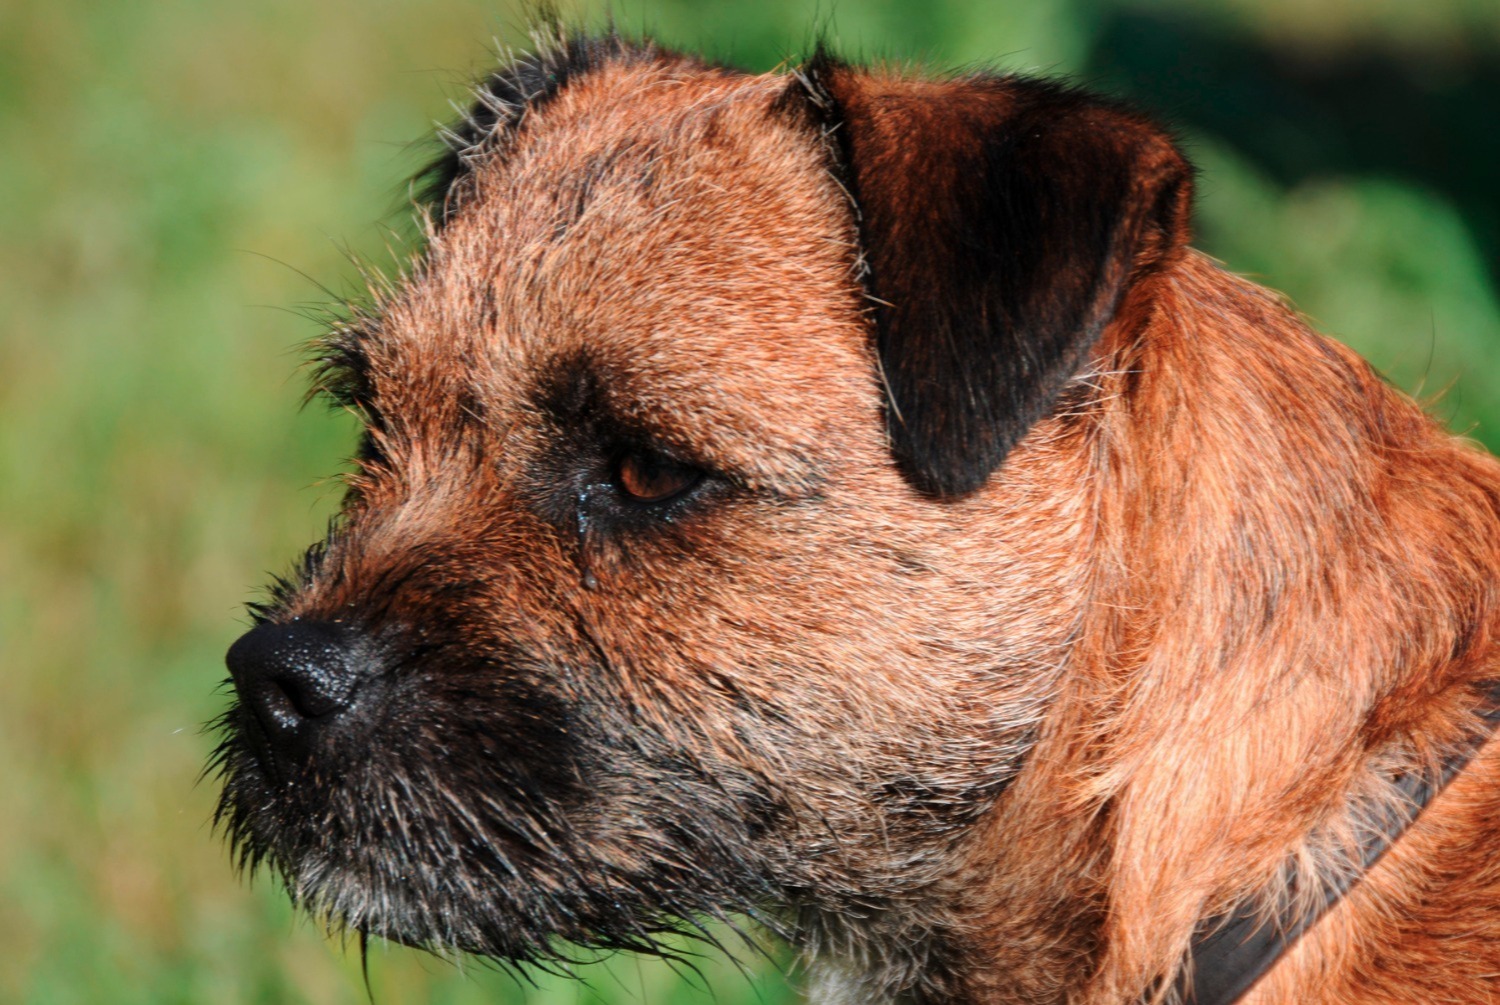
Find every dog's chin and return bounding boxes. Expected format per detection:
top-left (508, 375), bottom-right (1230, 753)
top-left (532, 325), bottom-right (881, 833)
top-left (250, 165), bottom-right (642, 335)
top-left (280, 850), bottom-right (529, 959)
top-left (211, 701), bottom-right (777, 964)
top-left (211, 723), bottom-right (581, 961)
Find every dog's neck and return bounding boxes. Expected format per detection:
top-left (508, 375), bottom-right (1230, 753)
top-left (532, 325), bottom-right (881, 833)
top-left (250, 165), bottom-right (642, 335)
top-left (1169, 679), bottom-right (1500, 1005)
top-left (905, 253), bottom-right (1500, 1005)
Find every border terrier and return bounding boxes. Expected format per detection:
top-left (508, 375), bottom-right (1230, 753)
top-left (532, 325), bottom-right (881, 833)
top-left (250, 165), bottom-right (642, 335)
top-left (215, 32), bottom-right (1500, 1005)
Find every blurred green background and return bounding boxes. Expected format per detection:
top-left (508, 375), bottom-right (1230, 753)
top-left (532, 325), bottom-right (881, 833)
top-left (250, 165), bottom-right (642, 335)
top-left (2, 0), bottom-right (1497, 1002)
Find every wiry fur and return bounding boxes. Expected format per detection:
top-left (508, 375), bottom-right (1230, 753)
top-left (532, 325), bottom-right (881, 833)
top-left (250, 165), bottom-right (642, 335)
top-left (214, 33), bottom-right (1500, 1005)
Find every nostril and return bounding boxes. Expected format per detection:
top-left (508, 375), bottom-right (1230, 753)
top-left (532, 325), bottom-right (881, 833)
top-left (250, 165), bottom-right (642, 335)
top-left (269, 668), bottom-right (346, 720)
top-left (251, 670), bottom-right (343, 734)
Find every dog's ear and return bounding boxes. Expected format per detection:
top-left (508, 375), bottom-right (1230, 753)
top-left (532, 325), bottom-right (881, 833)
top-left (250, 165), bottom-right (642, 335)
top-left (788, 55), bottom-right (1193, 497)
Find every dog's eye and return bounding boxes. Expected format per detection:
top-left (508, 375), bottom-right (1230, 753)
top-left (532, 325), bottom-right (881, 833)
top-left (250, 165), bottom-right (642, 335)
top-left (614, 451), bottom-right (703, 505)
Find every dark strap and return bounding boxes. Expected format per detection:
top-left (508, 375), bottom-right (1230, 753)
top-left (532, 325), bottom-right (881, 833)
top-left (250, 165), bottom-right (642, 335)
top-left (1171, 682), bottom-right (1500, 1005)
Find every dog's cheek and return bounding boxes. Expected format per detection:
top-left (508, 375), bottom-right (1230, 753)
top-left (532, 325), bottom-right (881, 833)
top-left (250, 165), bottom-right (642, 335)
top-left (564, 491), bottom-right (968, 753)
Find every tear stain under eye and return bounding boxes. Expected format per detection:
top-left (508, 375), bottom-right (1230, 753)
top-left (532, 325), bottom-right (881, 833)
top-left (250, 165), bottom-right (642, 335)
top-left (575, 484), bottom-right (609, 590)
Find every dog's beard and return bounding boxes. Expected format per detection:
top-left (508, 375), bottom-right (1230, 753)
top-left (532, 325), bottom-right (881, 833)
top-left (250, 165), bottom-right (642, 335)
top-left (208, 676), bottom-right (786, 964)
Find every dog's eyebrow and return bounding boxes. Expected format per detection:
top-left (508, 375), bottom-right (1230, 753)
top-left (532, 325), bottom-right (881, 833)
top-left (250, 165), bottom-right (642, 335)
top-left (531, 350), bottom-right (825, 499)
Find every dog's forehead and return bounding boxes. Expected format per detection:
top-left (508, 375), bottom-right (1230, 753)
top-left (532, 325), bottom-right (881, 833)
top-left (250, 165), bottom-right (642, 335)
top-left (377, 61), bottom-right (876, 461)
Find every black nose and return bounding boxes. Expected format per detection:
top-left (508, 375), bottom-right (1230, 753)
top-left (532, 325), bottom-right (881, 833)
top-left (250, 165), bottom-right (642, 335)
top-left (226, 619), bottom-right (364, 771)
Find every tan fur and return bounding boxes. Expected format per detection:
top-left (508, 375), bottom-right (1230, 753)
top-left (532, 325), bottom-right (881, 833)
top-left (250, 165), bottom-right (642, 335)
top-left (228, 46), bottom-right (1500, 1004)
top-left (963, 257), bottom-right (1500, 1002)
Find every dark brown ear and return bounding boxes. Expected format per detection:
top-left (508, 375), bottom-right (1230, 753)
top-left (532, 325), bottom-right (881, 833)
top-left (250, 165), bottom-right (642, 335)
top-left (789, 55), bottom-right (1193, 497)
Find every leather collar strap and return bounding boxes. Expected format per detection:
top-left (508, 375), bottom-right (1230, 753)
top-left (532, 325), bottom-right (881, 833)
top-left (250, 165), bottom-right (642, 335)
top-left (1170, 682), bottom-right (1500, 1005)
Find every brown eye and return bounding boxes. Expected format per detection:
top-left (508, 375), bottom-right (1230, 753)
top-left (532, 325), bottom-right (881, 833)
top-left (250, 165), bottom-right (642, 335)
top-left (614, 451), bottom-right (703, 504)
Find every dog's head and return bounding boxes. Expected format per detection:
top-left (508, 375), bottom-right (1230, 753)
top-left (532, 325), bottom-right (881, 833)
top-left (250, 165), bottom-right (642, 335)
top-left (215, 35), bottom-right (1190, 970)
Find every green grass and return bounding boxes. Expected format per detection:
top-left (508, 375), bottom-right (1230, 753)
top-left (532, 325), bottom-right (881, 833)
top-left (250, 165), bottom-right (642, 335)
top-left (2, 1), bottom-right (1496, 1002)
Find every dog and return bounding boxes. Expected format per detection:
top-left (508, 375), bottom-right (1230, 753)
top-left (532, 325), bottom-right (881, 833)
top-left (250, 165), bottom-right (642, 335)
top-left (214, 32), bottom-right (1500, 1005)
